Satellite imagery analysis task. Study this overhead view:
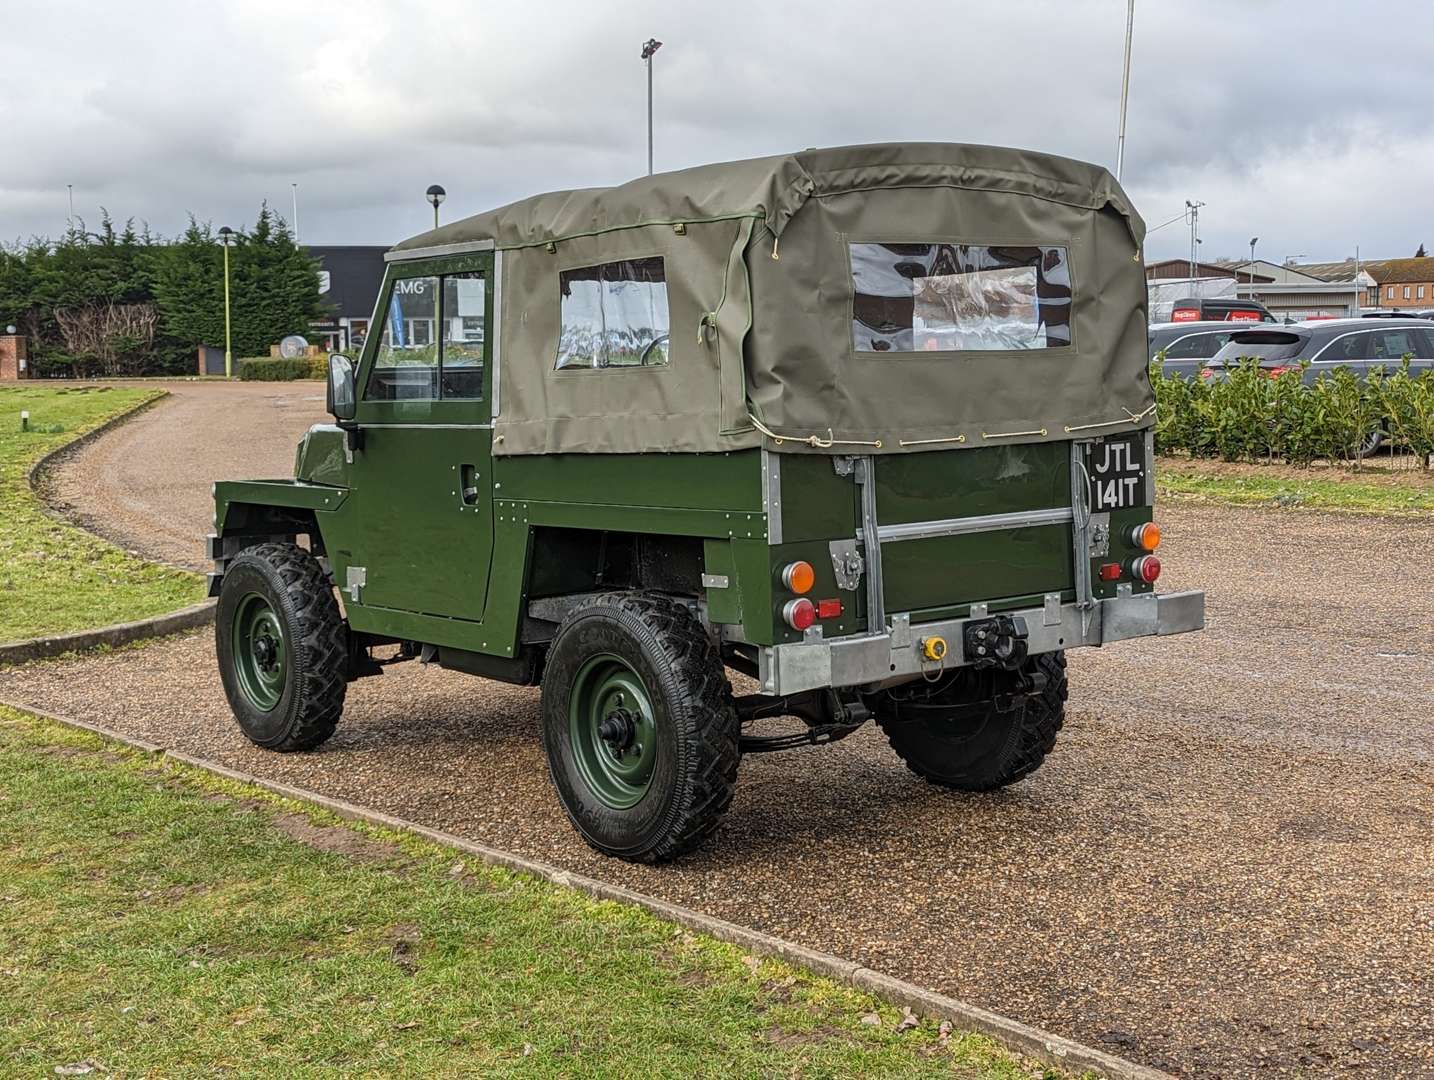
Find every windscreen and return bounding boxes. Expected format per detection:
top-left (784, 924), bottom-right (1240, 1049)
top-left (850, 243), bottom-right (1071, 353)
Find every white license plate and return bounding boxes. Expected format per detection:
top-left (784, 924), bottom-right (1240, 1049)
top-left (1086, 433), bottom-right (1148, 511)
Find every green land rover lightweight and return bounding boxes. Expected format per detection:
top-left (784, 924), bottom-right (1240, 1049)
top-left (210, 142), bottom-right (1204, 863)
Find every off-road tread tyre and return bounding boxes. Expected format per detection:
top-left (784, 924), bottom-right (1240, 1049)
top-left (541, 592), bottom-right (739, 863)
top-left (216, 542), bottom-right (347, 752)
top-left (878, 651), bottom-right (1067, 791)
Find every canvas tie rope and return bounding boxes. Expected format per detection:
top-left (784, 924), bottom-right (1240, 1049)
top-left (746, 411), bottom-right (882, 449)
top-left (1063, 402), bottom-right (1156, 433)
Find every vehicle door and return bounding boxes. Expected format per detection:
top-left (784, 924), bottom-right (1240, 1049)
top-left (1308, 329), bottom-right (1369, 385)
top-left (1367, 326), bottom-right (1428, 374)
top-left (348, 255), bottom-right (495, 620)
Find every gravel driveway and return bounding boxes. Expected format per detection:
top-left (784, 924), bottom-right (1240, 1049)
top-left (39, 380), bottom-right (329, 571)
top-left (5, 383), bottom-right (1431, 1078)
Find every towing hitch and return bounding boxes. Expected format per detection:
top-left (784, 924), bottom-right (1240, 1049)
top-left (963, 615), bottom-right (1030, 671)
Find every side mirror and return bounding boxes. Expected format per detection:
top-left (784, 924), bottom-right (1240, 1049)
top-left (327, 353), bottom-right (356, 421)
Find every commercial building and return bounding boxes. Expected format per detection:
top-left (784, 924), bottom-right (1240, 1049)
top-left (1360, 257), bottom-right (1434, 310)
top-left (306, 246), bottom-right (388, 353)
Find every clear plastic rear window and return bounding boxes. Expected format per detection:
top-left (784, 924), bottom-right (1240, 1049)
top-left (851, 243), bottom-right (1072, 353)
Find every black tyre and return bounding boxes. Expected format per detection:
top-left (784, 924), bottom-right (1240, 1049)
top-left (215, 542), bottom-right (347, 752)
top-left (871, 651), bottom-right (1067, 790)
top-left (540, 592), bottom-right (739, 863)
top-left (1357, 424), bottom-right (1387, 459)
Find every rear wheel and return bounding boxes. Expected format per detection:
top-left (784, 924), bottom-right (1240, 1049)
top-left (216, 542), bottom-right (347, 751)
top-left (1357, 424), bottom-right (1387, 459)
top-left (541, 593), bottom-right (739, 862)
top-left (871, 652), bottom-right (1067, 790)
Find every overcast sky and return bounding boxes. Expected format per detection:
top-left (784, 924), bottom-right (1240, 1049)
top-left (2, 0), bottom-right (1429, 263)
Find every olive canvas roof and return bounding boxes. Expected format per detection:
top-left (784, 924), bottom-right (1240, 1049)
top-left (390, 142), bottom-right (1144, 254)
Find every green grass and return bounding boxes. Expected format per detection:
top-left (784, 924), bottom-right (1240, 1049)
top-left (0, 707), bottom-right (1062, 1078)
top-left (1157, 457), bottom-right (1434, 515)
top-left (0, 386), bottom-right (203, 643)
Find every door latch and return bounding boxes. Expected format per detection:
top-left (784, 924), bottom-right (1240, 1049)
top-left (460, 464), bottom-right (479, 505)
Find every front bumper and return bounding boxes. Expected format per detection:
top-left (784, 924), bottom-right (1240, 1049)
top-left (756, 589), bottom-right (1205, 695)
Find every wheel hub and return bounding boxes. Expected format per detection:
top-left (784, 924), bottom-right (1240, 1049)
top-left (598, 706), bottom-right (638, 751)
top-left (569, 657), bottom-right (658, 810)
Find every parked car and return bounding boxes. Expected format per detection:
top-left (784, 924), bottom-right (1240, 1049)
top-left (1360, 309), bottom-right (1434, 320)
top-left (1149, 320), bottom-right (1244, 378)
top-left (1203, 319), bottom-right (1434, 455)
top-left (1170, 296), bottom-right (1276, 323)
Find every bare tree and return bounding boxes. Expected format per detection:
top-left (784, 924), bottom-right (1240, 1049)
top-left (54, 302), bottom-right (159, 376)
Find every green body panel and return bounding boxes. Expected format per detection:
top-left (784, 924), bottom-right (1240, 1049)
top-left (874, 443), bottom-right (1069, 523)
top-left (294, 426), bottom-right (348, 486)
top-left (882, 525), bottom-right (1074, 617)
top-left (775, 454), bottom-right (859, 543)
top-left (215, 479), bottom-right (348, 527)
top-left (1092, 505), bottom-right (1157, 601)
top-left (496, 452), bottom-right (761, 514)
top-left (346, 426), bottom-right (493, 618)
top-left (871, 445), bottom-right (1075, 617)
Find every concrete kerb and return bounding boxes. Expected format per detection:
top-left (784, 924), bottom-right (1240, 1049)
top-left (1, 389), bottom-right (217, 664)
top-left (2, 699), bottom-right (1173, 1080)
top-left (0, 602), bottom-right (215, 665)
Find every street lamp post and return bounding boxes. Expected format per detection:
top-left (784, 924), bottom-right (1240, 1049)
top-left (1248, 237), bottom-right (1258, 298)
top-left (1185, 200), bottom-right (1204, 281)
top-left (641, 38), bottom-right (662, 176)
top-left (218, 226), bottom-right (235, 379)
top-left (1115, 0), bottom-right (1135, 181)
top-left (426, 184), bottom-right (446, 230)
top-left (291, 182), bottom-right (300, 244)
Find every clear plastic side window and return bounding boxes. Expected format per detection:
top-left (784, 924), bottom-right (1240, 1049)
top-left (441, 272), bottom-right (485, 399)
top-left (557, 257), bottom-right (670, 369)
top-left (851, 244), bottom-right (1072, 353)
top-left (364, 275), bottom-right (439, 400)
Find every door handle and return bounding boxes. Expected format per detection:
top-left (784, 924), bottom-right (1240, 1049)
top-left (460, 464), bottom-right (480, 505)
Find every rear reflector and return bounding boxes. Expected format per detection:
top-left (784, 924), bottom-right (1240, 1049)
top-left (1131, 555), bottom-right (1162, 584)
top-left (782, 597), bottom-right (816, 631)
top-left (1098, 562), bottom-right (1122, 581)
top-left (816, 598), bottom-right (843, 619)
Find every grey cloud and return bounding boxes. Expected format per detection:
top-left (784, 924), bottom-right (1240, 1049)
top-left (2, 0), bottom-right (1431, 263)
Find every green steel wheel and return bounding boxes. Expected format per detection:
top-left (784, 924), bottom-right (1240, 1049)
top-left (568, 655), bottom-right (660, 810)
top-left (541, 592), bottom-right (740, 863)
top-left (215, 542), bottom-right (347, 752)
top-left (230, 593), bottom-right (288, 713)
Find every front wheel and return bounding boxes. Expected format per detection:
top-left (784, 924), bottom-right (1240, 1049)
top-left (871, 651), bottom-right (1067, 790)
top-left (1357, 424), bottom-right (1387, 459)
top-left (216, 542), bottom-right (347, 751)
top-left (540, 593), bottom-right (739, 863)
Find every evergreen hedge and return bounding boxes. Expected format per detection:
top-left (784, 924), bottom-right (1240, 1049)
top-left (1152, 356), bottom-right (1434, 468)
top-left (236, 357), bottom-right (313, 381)
top-left (0, 206), bottom-right (325, 378)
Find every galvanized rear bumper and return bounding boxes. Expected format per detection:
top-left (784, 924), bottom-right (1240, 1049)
top-left (756, 589), bottom-right (1205, 695)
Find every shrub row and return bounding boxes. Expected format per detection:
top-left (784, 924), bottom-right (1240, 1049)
top-left (1152, 358), bottom-right (1434, 467)
top-left (236, 356), bottom-right (313, 381)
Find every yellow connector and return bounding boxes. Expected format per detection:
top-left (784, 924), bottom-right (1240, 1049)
top-left (920, 636), bottom-right (947, 662)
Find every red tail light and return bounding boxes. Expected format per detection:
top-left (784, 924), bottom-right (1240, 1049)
top-left (1200, 368), bottom-right (1215, 379)
top-left (1267, 365), bottom-right (1294, 377)
top-left (782, 598), bottom-right (816, 631)
top-left (1130, 555), bottom-right (1161, 584)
